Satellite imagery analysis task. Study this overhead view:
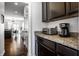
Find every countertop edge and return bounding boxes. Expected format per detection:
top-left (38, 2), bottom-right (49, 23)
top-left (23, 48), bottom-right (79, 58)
top-left (35, 32), bottom-right (79, 50)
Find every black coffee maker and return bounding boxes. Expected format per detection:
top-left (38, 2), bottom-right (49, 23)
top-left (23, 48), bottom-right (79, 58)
top-left (59, 23), bottom-right (70, 37)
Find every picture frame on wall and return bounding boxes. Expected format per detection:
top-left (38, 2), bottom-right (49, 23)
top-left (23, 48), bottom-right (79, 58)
top-left (1, 14), bottom-right (4, 24)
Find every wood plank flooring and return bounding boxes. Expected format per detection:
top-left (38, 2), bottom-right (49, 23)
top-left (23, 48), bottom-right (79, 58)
top-left (4, 38), bottom-right (28, 56)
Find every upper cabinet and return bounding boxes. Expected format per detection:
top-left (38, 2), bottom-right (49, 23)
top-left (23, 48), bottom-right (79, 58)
top-left (66, 2), bottom-right (79, 14)
top-left (42, 2), bottom-right (66, 22)
top-left (42, 2), bottom-right (79, 22)
top-left (47, 2), bottom-right (66, 20)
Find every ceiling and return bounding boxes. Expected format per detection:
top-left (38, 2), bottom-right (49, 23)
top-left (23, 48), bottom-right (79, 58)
top-left (5, 2), bottom-right (28, 20)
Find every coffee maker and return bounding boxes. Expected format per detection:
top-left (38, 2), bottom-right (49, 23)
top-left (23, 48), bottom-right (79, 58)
top-left (59, 23), bottom-right (70, 37)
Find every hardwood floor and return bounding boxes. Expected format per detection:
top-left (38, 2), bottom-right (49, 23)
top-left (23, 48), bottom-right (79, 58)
top-left (4, 38), bottom-right (28, 56)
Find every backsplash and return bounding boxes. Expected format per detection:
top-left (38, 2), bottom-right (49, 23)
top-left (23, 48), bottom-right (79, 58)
top-left (46, 17), bottom-right (79, 33)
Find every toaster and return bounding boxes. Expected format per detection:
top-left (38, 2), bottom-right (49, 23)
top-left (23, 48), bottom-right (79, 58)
top-left (42, 27), bottom-right (58, 35)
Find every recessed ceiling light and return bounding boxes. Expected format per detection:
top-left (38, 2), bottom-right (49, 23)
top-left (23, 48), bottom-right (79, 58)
top-left (14, 2), bottom-right (18, 5)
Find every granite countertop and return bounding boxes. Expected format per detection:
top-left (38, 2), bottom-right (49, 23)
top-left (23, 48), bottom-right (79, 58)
top-left (35, 32), bottom-right (79, 50)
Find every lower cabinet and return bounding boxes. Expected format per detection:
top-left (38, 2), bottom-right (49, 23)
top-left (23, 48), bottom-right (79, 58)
top-left (37, 36), bottom-right (56, 56)
top-left (78, 51), bottom-right (79, 56)
top-left (36, 36), bottom-right (78, 56)
top-left (38, 42), bottom-right (56, 56)
top-left (56, 44), bottom-right (78, 56)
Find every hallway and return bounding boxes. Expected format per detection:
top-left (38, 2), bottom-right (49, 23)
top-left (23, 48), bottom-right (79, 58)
top-left (4, 38), bottom-right (28, 56)
top-left (3, 2), bottom-right (28, 56)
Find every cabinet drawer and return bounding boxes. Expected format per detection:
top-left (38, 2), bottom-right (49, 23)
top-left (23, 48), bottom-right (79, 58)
top-left (56, 44), bottom-right (77, 56)
top-left (38, 43), bottom-right (56, 56)
top-left (42, 39), bottom-right (56, 51)
top-left (38, 37), bottom-right (56, 51)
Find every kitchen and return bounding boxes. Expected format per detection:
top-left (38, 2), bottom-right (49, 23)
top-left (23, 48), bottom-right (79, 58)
top-left (33, 2), bottom-right (79, 56)
top-left (0, 2), bottom-right (79, 56)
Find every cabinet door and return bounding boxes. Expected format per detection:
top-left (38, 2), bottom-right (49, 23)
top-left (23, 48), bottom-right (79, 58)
top-left (37, 37), bottom-right (56, 53)
top-left (42, 2), bottom-right (48, 22)
top-left (38, 42), bottom-right (56, 56)
top-left (56, 44), bottom-right (78, 56)
top-left (66, 2), bottom-right (79, 14)
top-left (78, 50), bottom-right (79, 56)
top-left (42, 38), bottom-right (56, 51)
top-left (37, 36), bottom-right (56, 56)
top-left (70, 2), bottom-right (79, 13)
top-left (47, 2), bottom-right (66, 20)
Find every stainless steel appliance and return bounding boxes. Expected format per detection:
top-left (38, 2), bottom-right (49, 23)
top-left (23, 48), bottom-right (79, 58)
top-left (59, 23), bottom-right (70, 37)
top-left (42, 27), bottom-right (58, 35)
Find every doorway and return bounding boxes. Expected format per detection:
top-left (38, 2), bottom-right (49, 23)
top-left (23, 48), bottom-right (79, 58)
top-left (4, 2), bottom-right (28, 56)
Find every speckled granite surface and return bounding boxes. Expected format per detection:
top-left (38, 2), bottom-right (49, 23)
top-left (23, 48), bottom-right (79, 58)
top-left (35, 32), bottom-right (79, 50)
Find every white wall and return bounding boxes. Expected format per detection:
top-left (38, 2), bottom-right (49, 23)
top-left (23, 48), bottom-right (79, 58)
top-left (47, 17), bottom-right (79, 33)
top-left (31, 2), bottom-right (47, 56)
top-left (0, 2), bottom-right (4, 56)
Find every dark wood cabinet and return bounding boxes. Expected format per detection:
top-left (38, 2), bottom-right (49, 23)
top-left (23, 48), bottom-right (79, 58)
top-left (36, 36), bottom-right (78, 56)
top-left (42, 2), bottom-right (48, 22)
top-left (42, 2), bottom-right (66, 22)
top-left (66, 2), bottom-right (79, 14)
top-left (37, 36), bottom-right (56, 56)
top-left (42, 2), bottom-right (79, 22)
top-left (38, 42), bottom-right (56, 56)
top-left (78, 50), bottom-right (79, 56)
top-left (70, 2), bottom-right (79, 13)
top-left (47, 2), bottom-right (66, 20)
top-left (56, 43), bottom-right (78, 56)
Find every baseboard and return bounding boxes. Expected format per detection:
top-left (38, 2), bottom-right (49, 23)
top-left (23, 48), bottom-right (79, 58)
top-left (0, 50), bottom-right (5, 56)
